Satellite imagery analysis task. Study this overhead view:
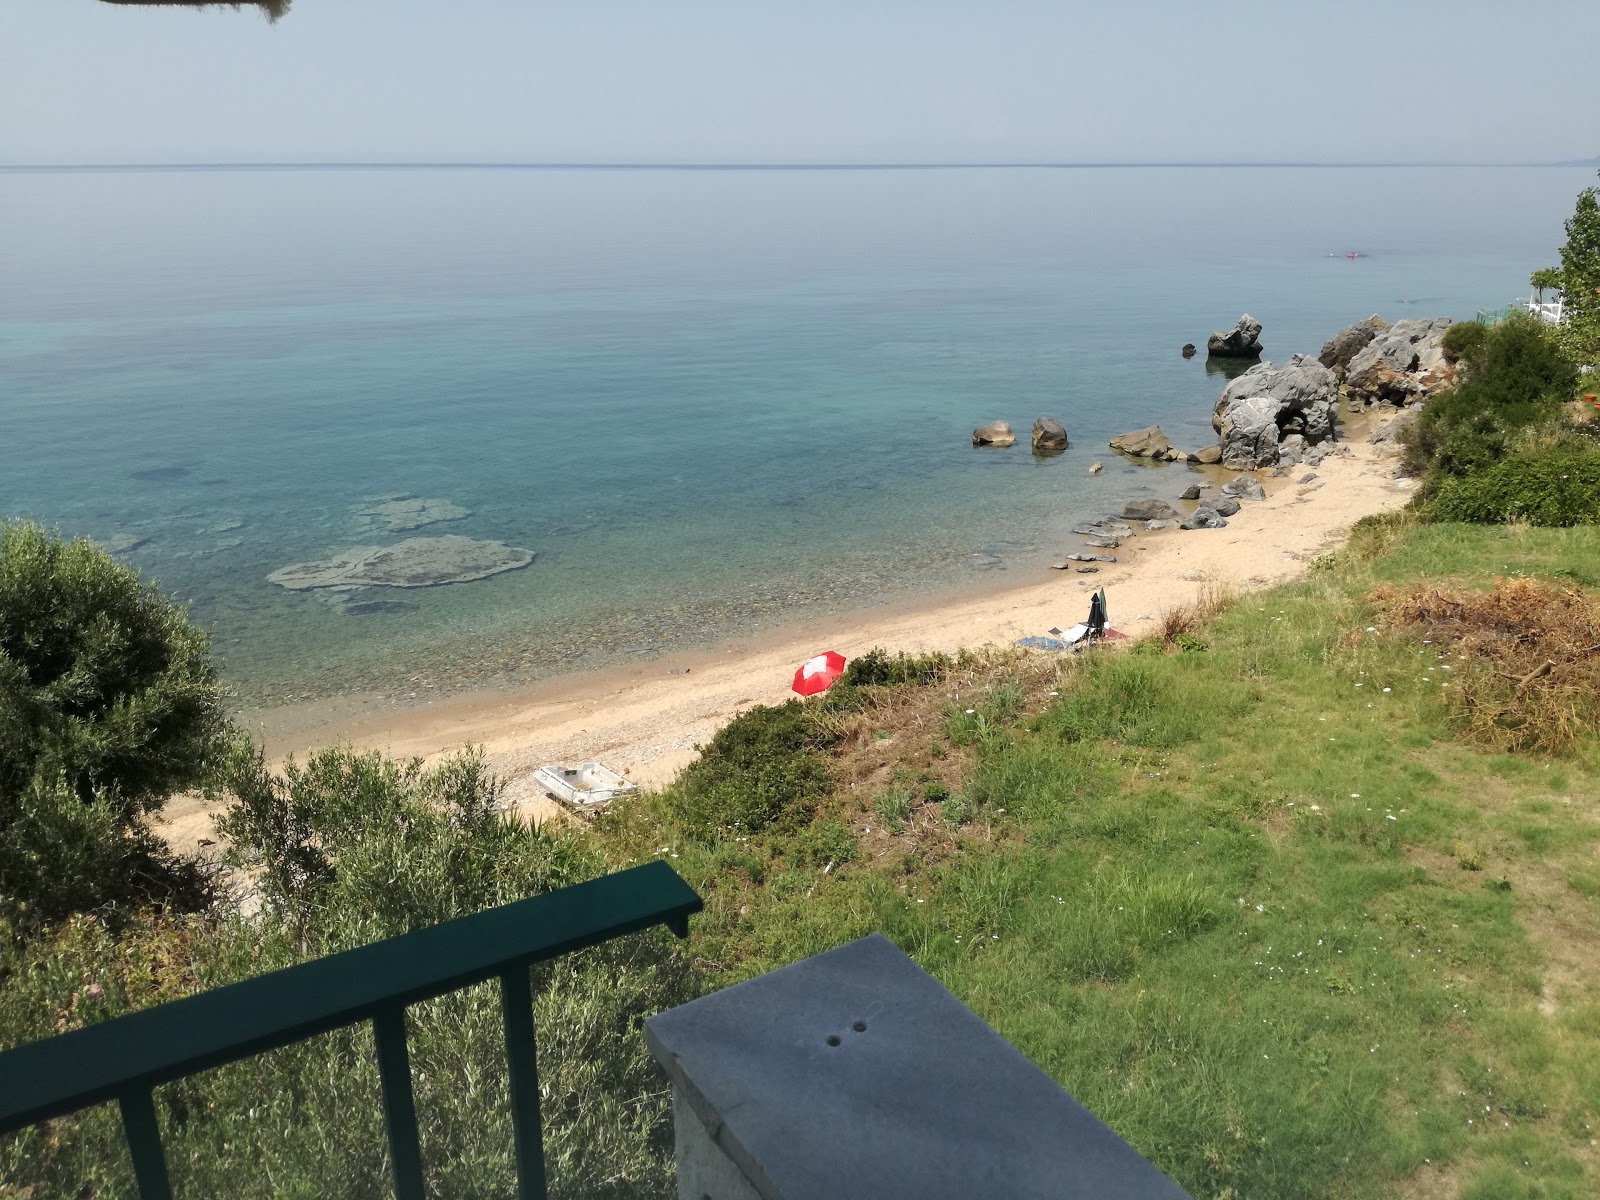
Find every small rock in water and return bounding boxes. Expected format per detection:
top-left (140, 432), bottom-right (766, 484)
top-left (969, 553), bottom-right (1005, 570)
top-left (971, 421), bottom-right (1016, 447)
top-left (1179, 484), bottom-right (1202, 501)
top-left (342, 599), bottom-right (417, 617)
top-left (102, 533), bottom-right (148, 555)
top-left (1088, 460), bottom-right (1104, 475)
top-left (1108, 426), bottom-right (1172, 459)
top-left (1073, 520), bottom-right (1133, 539)
top-left (1031, 416), bottom-right (1069, 452)
top-left (1181, 343), bottom-right (1197, 358)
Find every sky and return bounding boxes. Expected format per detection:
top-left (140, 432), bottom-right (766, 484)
top-left (4, 0), bottom-right (1598, 165)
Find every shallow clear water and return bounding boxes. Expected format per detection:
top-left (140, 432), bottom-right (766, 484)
top-left (0, 165), bottom-right (1587, 702)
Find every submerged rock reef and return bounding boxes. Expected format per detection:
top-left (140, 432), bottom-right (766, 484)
top-left (268, 535), bottom-right (535, 590)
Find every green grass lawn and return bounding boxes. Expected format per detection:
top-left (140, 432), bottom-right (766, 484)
top-left (597, 517), bottom-right (1600, 1199)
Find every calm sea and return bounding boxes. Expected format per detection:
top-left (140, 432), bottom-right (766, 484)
top-left (0, 164), bottom-right (1588, 703)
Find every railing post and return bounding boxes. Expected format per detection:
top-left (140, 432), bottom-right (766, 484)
top-left (500, 966), bottom-right (548, 1200)
top-left (372, 1006), bottom-right (427, 1200)
top-left (118, 1088), bottom-right (174, 1200)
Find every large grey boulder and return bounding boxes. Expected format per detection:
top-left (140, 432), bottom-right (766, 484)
top-left (1031, 417), bottom-right (1069, 452)
top-left (1211, 495), bottom-right (1242, 517)
top-left (1122, 499), bottom-right (1179, 521)
top-left (268, 536), bottom-right (536, 590)
top-left (1318, 315), bottom-right (1388, 381)
top-left (1212, 354), bottom-right (1340, 468)
top-left (1108, 425), bottom-right (1172, 458)
top-left (1207, 314), bottom-right (1264, 358)
top-left (1216, 395), bottom-right (1281, 469)
top-left (1344, 317), bottom-right (1457, 405)
top-left (972, 421), bottom-right (1016, 447)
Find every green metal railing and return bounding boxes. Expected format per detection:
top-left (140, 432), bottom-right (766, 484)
top-left (0, 860), bottom-right (701, 1200)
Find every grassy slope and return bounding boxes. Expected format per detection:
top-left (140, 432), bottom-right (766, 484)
top-left (596, 518), bottom-right (1600, 1200)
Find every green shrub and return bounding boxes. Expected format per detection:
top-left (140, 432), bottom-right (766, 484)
top-left (0, 522), bottom-right (229, 928)
top-left (673, 700), bottom-right (835, 839)
top-left (839, 648), bottom-right (953, 688)
top-left (1403, 314), bottom-right (1578, 481)
top-left (219, 743), bottom-right (588, 938)
top-left (1429, 448), bottom-right (1600, 527)
top-left (1440, 319), bottom-right (1489, 366)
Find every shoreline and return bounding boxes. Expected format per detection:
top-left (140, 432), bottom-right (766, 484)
top-left (158, 412), bottom-right (1410, 846)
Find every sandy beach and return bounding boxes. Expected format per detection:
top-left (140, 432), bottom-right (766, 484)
top-left (156, 417), bottom-right (1411, 848)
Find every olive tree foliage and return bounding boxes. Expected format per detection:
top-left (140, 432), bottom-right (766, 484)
top-left (0, 522), bottom-right (228, 926)
top-left (1558, 171), bottom-right (1600, 366)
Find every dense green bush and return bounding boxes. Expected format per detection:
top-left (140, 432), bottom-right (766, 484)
top-left (1439, 318), bottom-right (1488, 366)
top-left (1402, 314), bottom-right (1578, 482)
top-left (839, 648), bottom-right (953, 688)
top-left (1428, 447), bottom-right (1600, 526)
top-left (673, 700), bottom-right (836, 839)
top-left (0, 522), bottom-right (228, 928)
top-left (219, 743), bottom-right (589, 938)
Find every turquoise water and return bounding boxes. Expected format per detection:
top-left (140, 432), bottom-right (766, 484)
top-left (0, 165), bottom-right (1588, 703)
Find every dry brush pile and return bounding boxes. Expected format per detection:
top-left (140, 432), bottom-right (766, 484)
top-left (1371, 576), bottom-right (1600, 753)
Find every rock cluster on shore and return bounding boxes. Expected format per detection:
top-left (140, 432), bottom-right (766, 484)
top-left (1325, 316), bottom-right (1458, 408)
top-left (1080, 310), bottom-right (1450, 545)
top-left (1211, 354), bottom-right (1340, 470)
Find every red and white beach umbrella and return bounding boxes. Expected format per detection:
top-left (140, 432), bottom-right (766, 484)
top-left (792, 650), bottom-right (847, 696)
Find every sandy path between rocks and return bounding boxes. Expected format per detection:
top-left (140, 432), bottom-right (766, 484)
top-left (154, 429), bottom-right (1412, 851)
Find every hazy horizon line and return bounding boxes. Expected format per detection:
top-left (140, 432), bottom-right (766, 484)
top-left (2, 158), bottom-right (1595, 174)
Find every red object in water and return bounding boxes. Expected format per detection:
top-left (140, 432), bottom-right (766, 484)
top-left (1345, 252), bottom-right (1360, 259)
top-left (792, 651), bottom-right (847, 696)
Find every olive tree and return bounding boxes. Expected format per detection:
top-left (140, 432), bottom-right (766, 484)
top-left (0, 522), bottom-right (228, 925)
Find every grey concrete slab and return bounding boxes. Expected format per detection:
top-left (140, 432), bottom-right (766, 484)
top-left (645, 933), bottom-right (1190, 1200)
